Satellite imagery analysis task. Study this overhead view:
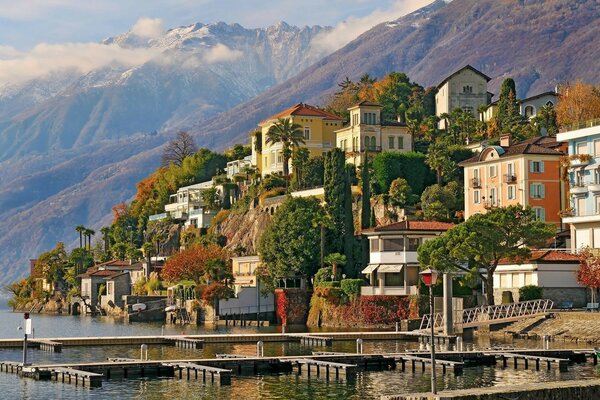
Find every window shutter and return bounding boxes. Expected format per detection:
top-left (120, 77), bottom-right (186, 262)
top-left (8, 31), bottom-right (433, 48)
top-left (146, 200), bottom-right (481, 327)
top-left (529, 161), bottom-right (533, 172)
top-left (540, 184), bottom-right (545, 198)
top-left (530, 183), bottom-right (535, 198)
top-left (540, 161), bottom-right (545, 172)
top-left (540, 208), bottom-right (545, 221)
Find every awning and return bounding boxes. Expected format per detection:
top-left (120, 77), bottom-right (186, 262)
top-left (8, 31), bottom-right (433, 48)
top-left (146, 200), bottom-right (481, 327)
top-left (378, 264), bottom-right (404, 273)
top-left (361, 264), bottom-right (379, 274)
top-left (361, 264), bottom-right (404, 274)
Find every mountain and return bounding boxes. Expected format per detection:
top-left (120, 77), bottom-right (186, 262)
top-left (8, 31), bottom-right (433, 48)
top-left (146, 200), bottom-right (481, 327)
top-left (0, 21), bottom-right (329, 161)
top-left (3, 0), bottom-right (600, 285)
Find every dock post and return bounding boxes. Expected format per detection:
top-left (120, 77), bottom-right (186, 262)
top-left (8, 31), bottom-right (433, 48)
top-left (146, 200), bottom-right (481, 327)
top-left (356, 338), bottom-right (363, 354)
top-left (140, 344), bottom-right (148, 361)
top-left (456, 336), bottom-right (463, 351)
top-left (257, 341), bottom-right (264, 358)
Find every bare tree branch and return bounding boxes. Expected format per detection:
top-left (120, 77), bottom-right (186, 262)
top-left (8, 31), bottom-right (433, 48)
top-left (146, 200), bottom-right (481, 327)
top-left (161, 131), bottom-right (198, 167)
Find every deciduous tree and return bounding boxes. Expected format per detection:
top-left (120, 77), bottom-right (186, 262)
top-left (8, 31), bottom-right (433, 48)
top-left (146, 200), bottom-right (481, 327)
top-left (418, 206), bottom-right (555, 305)
top-left (556, 81), bottom-right (600, 127)
top-left (162, 244), bottom-right (229, 284)
top-left (161, 131), bottom-right (198, 167)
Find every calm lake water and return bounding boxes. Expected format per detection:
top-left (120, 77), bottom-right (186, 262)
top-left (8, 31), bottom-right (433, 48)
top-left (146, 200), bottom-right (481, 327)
top-left (0, 300), bottom-right (599, 399)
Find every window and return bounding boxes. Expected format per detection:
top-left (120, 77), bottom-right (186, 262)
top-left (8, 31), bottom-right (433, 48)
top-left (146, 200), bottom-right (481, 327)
top-left (596, 196), bottom-right (600, 214)
top-left (370, 136), bottom-right (377, 150)
top-left (524, 273), bottom-right (533, 286)
top-left (507, 162), bottom-right (514, 176)
top-left (473, 168), bottom-right (480, 179)
top-left (303, 127), bottom-right (311, 140)
top-left (363, 112), bottom-right (377, 125)
top-left (500, 274), bottom-right (511, 288)
top-left (398, 136), bottom-right (404, 149)
top-left (524, 105), bottom-right (535, 118)
top-left (577, 142), bottom-right (588, 155)
top-left (407, 238), bottom-right (421, 251)
top-left (382, 238), bottom-right (404, 251)
top-left (489, 188), bottom-right (497, 205)
top-left (276, 151), bottom-right (283, 164)
top-left (388, 136), bottom-right (395, 149)
top-left (507, 185), bottom-right (516, 200)
top-left (512, 273), bottom-right (520, 287)
top-left (489, 165), bottom-right (497, 177)
top-left (596, 169), bottom-right (600, 185)
top-left (462, 85), bottom-right (473, 94)
top-left (473, 190), bottom-right (481, 204)
top-left (370, 238), bottom-right (380, 252)
top-left (107, 282), bottom-right (113, 295)
top-left (532, 207), bottom-right (546, 221)
top-left (530, 183), bottom-right (545, 199)
top-left (270, 151), bottom-right (276, 166)
top-left (578, 197), bottom-right (587, 216)
top-left (264, 156), bottom-right (267, 166)
top-left (530, 161), bottom-right (544, 173)
top-left (594, 140), bottom-right (600, 157)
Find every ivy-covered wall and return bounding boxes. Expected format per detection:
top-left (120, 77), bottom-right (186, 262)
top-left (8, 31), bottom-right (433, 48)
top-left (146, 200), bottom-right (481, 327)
top-left (274, 288), bottom-right (310, 325)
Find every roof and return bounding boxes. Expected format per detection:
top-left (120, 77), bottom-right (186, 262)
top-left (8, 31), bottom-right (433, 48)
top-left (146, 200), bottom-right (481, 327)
top-left (436, 65), bottom-right (491, 90)
top-left (95, 259), bottom-right (143, 270)
top-left (78, 269), bottom-right (123, 279)
top-left (259, 103), bottom-right (343, 125)
top-left (499, 250), bottom-right (581, 265)
top-left (520, 91), bottom-right (557, 103)
top-left (362, 220), bottom-right (455, 234)
top-left (459, 136), bottom-right (566, 166)
top-left (348, 101), bottom-right (382, 110)
top-left (103, 272), bottom-right (130, 280)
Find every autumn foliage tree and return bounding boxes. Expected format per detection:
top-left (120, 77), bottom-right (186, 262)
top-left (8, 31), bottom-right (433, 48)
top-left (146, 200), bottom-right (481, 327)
top-left (576, 249), bottom-right (600, 303)
top-left (162, 244), bottom-right (230, 284)
top-left (556, 81), bottom-right (600, 127)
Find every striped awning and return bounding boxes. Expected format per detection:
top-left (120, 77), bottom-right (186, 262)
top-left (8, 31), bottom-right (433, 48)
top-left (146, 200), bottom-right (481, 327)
top-left (361, 264), bottom-right (404, 274)
top-left (361, 264), bottom-right (379, 274)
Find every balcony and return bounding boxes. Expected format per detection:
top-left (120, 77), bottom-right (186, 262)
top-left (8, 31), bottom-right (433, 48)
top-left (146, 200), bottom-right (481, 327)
top-left (483, 199), bottom-right (498, 209)
top-left (503, 174), bottom-right (517, 183)
top-left (471, 177), bottom-right (482, 188)
top-left (169, 211), bottom-right (188, 220)
top-left (344, 145), bottom-right (382, 155)
top-left (148, 213), bottom-right (168, 221)
top-left (570, 184), bottom-right (588, 195)
top-left (589, 183), bottom-right (600, 193)
top-left (571, 157), bottom-right (591, 168)
top-left (559, 118), bottom-right (600, 133)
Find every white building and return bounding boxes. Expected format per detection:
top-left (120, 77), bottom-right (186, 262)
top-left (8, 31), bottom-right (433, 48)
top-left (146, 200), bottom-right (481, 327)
top-left (435, 65), bottom-right (492, 129)
top-left (335, 101), bottom-right (412, 165)
top-left (493, 250), bottom-right (585, 307)
top-left (361, 220), bottom-right (454, 296)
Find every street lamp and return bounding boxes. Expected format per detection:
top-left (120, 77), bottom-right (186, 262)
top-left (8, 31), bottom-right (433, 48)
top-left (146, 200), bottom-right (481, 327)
top-left (420, 268), bottom-right (439, 394)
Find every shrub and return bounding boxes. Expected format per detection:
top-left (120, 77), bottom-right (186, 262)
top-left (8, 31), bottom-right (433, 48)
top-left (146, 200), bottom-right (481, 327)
top-left (340, 279), bottom-right (363, 299)
top-left (519, 285), bottom-right (543, 301)
top-left (259, 187), bottom-right (286, 203)
top-left (211, 209), bottom-right (230, 227)
top-left (201, 283), bottom-right (234, 305)
top-left (314, 266), bottom-right (333, 285)
top-left (261, 175), bottom-right (287, 191)
top-left (371, 152), bottom-right (433, 195)
top-left (317, 280), bottom-right (340, 288)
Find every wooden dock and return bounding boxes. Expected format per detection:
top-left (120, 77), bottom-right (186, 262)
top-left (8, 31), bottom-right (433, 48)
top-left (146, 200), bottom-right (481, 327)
top-left (30, 339), bottom-right (63, 353)
top-left (1, 348), bottom-right (596, 388)
top-left (289, 334), bottom-right (333, 347)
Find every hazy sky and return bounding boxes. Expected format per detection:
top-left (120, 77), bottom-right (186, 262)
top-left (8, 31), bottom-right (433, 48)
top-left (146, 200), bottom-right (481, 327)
top-left (0, 0), bottom-right (433, 50)
top-left (0, 0), bottom-right (434, 86)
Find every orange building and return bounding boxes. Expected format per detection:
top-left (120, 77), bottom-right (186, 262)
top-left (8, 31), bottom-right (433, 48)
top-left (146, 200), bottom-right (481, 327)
top-left (459, 135), bottom-right (566, 227)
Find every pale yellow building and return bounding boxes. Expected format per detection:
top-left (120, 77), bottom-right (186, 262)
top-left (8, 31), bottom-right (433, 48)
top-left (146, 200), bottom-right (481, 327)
top-left (253, 103), bottom-right (343, 177)
top-left (435, 65), bottom-right (492, 129)
top-left (335, 101), bottom-right (412, 165)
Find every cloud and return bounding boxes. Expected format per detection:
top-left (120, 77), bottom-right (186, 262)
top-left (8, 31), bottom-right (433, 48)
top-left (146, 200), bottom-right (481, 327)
top-left (0, 42), bottom-right (162, 85)
top-left (312, 0), bottom-right (434, 54)
top-left (130, 17), bottom-right (165, 38)
top-left (202, 44), bottom-right (243, 64)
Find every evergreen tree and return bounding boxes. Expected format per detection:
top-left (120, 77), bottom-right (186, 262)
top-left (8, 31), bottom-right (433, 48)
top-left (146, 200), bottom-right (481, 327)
top-left (497, 78), bottom-right (525, 132)
top-left (324, 149), bottom-right (347, 253)
top-left (360, 156), bottom-right (371, 230)
top-left (343, 165), bottom-right (355, 276)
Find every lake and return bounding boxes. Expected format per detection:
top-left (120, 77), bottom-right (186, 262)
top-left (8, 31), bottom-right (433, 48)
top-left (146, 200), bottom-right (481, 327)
top-left (0, 303), bottom-right (598, 399)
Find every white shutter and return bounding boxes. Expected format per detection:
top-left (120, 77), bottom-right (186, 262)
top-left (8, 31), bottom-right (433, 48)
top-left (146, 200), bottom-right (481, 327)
top-left (540, 161), bottom-right (545, 172)
top-left (529, 161), bottom-right (534, 172)
top-left (540, 184), bottom-right (545, 198)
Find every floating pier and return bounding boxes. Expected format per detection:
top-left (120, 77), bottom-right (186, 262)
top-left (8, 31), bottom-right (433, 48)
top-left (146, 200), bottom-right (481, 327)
top-left (166, 337), bottom-right (204, 349)
top-left (163, 362), bottom-right (231, 385)
top-left (486, 352), bottom-right (570, 372)
top-left (289, 334), bottom-right (333, 347)
top-left (30, 339), bottom-right (63, 353)
top-left (290, 358), bottom-right (357, 381)
top-left (391, 354), bottom-right (464, 375)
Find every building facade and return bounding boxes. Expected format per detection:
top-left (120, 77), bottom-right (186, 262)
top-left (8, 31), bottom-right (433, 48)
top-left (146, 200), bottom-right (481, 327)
top-left (361, 220), bottom-right (454, 296)
top-left (254, 103), bottom-right (343, 177)
top-left (483, 90), bottom-right (558, 124)
top-left (557, 122), bottom-right (600, 250)
top-left (493, 251), bottom-right (585, 307)
top-left (459, 135), bottom-right (566, 227)
top-left (435, 65), bottom-right (492, 129)
top-left (335, 101), bottom-right (412, 165)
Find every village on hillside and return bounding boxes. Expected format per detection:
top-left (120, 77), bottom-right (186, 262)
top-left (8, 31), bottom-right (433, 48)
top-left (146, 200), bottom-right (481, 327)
top-left (8, 65), bottom-right (600, 339)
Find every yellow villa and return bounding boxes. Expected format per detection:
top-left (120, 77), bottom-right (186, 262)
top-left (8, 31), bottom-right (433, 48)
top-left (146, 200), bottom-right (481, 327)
top-left (252, 103), bottom-right (343, 177)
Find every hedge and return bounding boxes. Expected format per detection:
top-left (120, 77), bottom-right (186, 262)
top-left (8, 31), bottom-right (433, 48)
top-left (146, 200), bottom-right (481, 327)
top-left (340, 279), bottom-right (363, 299)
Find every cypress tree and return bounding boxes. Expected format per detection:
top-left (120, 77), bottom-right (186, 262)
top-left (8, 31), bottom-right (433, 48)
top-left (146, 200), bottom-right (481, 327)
top-left (324, 148), bottom-right (346, 254)
top-left (497, 78), bottom-right (524, 132)
top-left (360, 155), bottom-right (371, 230)
top-left (343, 166), bottom-right (355, 276)
top-left (370, 207), bottom-right (376, 228)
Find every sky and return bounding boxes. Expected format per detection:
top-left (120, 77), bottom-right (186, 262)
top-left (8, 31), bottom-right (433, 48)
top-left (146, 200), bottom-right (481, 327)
top-left (0, 0), bottom-right (434, 85)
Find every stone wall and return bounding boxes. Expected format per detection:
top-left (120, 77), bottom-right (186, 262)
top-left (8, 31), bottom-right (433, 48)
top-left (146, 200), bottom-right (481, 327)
top-left (388, 378), bottom-right (600, 400)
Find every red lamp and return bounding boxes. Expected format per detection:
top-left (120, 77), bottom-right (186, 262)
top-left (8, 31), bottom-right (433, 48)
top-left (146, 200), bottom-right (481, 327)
top-left (420, 268), bottom-right (439, 287)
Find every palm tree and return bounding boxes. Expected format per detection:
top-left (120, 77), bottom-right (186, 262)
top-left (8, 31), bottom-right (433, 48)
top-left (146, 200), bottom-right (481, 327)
top-left (265, 118), bottom-right (305, 178)
top-left (426, 142), bottom-right (454, 184)
top-left (84, 228), bottom-right (95, 250)
top-left (100, 227), bottom-right (111, 253)
top-left (75, 225), bottom-right (86, 249)
top-left (325, 253), bottom-right (347, 278)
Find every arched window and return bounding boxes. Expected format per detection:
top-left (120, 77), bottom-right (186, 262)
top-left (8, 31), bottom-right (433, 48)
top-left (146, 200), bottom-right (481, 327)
top-left (524, 105), bottom-right (535, 118)
top-left (370, 136), bottom-right (377, 150)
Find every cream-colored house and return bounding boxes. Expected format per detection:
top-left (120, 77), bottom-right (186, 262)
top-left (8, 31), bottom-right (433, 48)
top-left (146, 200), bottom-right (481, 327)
top-left (435, 65), bottom-right (492, 129)
top-left (254, 103), bottom-right (343, 177)
top-left (335, 101), bottom-right (412, 165)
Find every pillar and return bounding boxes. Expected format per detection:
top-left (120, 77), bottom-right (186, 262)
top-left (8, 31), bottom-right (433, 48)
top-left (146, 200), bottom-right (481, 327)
top-left (443, 273), bottom-right (453, 335)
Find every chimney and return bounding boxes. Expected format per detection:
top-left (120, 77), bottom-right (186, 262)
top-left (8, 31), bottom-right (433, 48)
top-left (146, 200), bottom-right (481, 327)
top-left (500, 134), bottom-right (512, 147)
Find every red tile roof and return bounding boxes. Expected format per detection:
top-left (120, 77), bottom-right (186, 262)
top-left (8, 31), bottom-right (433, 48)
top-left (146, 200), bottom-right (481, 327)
top-left (96, 259), bottom-right (132, 267)
top-left (260, 103), bottom-right (343, 125)
top-left (78, 269), bottom-right (122, 278)
top-left (499, 250), bottom-right (581, 265)
top-left (362, 220), bottom-right (455, 234)
top-left (459, 136), bottom-right (565, 166)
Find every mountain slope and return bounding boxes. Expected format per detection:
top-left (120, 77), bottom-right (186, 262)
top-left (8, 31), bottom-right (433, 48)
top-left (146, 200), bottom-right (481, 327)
top-left (4, 0), bottom-right (600, 285)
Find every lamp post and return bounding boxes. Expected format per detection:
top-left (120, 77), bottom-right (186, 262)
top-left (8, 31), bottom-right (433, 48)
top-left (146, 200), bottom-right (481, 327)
top-left (420, 268), bottom-right (439, 394)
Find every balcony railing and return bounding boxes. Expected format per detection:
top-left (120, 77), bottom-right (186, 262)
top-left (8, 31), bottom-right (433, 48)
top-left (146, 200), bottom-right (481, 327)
top-left (344, 145), bottom-right (382, 155)
top-left (483, 199), bottom-right (498, 209)
top-left (471, 177), bottom-right (482, 188)
top-left (560, 118), bottom-right (600, 133)
top-left (503, 174), bottom-right (517, 183)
